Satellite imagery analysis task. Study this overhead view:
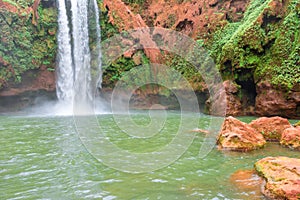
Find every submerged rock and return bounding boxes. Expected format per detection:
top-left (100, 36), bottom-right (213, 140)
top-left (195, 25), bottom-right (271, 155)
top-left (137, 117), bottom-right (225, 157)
top-left (217, 116), bottom-right (266, 151)
top-left (229, 169), bottom-right (263, 199)
top-left (249, 116), bottom-right (291, 141)
top-left (189, 128), bottom-right (210, 134)
top-left (254, 157), bottom-right (300, 200)
top-left (280, 126), bottom-right (300, 150)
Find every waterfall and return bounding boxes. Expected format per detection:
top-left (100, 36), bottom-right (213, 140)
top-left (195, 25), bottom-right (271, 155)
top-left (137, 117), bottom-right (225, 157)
top-left (56, 0), bottom-right (102, 114)
top-left (56, 0), bottom-right (73, 102)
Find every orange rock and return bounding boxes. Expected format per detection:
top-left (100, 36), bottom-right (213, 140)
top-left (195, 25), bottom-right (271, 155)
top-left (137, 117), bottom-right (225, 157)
top-left (0, 66), bottom-right (55, 97)
top-left (255, 81), bottom-right (299, 118)
top-left (103, 0), bottom-right (161, 63)
top-left (206, 80), bottom-right (243, 116)
top-left (280, 126), bottom-right (300, 150)
top-left (189, 128), bottom-right (210, 134)
top-left (249, 116), bottom-right (291, 141)
top-left (0, 0), bottom-right (32, 17)
top-left (255, 157), bottom-right (300, 200)
top-left (217, 116), bottom-right (266, 151)
top-left (229, 169), bottom-right (263, 199)
top-left (146, 0), bottom-right (249, 39)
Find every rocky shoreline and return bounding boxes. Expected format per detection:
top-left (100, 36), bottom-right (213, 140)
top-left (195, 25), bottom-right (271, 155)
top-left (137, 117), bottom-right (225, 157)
top-left (216, 116), bottom-right (300, 199)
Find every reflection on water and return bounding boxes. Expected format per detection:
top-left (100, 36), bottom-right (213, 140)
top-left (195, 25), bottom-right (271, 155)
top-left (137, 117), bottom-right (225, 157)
top-left (0, 113), bottom-right (299, 199)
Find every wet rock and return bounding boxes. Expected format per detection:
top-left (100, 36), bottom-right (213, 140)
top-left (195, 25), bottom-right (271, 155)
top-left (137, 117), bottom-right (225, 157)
top-left (217, 116), bottom-right (266, 151)
top-left (249, 116), bottom-right (291, 141)
top-left (189, 128), bottom-right (210, 134)
top-left (223, 80), bottom-right (243, 116)
top-left (254, 156), bottom-right (300, 200)
top-left (0, 66), bottom-right (56, 112)
top-left (206, 80), bottom-right (242, 116)
top-left (255, 81), bottom-right (299, 118)
top-left (40, 0), bottom-right (56, 8)
top-left (229, 169), bottom-right (263, 199)
top-left (294, 121), bottom-right (300, 127)
top-left (280, 126), bottom-right (300, 150)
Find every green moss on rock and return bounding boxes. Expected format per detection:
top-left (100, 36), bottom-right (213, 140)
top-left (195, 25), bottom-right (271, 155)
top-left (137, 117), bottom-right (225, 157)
top-left (0, 1), bottom-right (57, 88)
top-left (209, 0), bottom-right (300, 91)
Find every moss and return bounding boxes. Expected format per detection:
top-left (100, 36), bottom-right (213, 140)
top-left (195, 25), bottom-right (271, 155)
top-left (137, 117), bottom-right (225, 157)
top-left (122, 0), bottom-right (145, 6)
top-left (164, 54), bottom-right (205, 91)
top-left (208, 0), bottom-right (300, 91)
top-left (102, 51), bottom-right (150, 88)
top-left (3, 0), bottom-right (34, 9)
top-left (0, 1), bottom-right (57, 88)
top-left (294, 121), bottom-right (300, 127)
top-left (167, 14), bottom-right (177, 28)
top-left (99, 1), bottom-right (119, 41)
top-left (1, 0), bottom-right (299, 93)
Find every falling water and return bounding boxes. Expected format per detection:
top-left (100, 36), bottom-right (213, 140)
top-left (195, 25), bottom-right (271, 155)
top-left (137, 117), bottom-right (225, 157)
top-left (56, 0), bottom-right (73, 103)
top-left (91, 0), bottom-right (102, 89)
top-left (56, 0), bottom-right (102, 114)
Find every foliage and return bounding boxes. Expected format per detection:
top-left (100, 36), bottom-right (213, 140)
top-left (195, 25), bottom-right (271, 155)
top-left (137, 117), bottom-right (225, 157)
top-left (102, 51), bottom-right (150, 88)
top-left (122, 0), bottom-right (145, 6)
top-left (1, 0), bottom-right (299, 93)
top-left (98, 1), bottom-right (119, 41)
top-left (165, 54), bottom-right (204, 91)
top-left (208, 0), bottom-right (300, 90)
top-left (3, 0), bottom-right (34, 9)
top-left (0, 1), bottom-right (57, 88)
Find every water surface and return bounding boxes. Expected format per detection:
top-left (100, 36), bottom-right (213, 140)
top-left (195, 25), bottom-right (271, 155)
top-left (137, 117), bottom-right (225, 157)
top-left (0, 112), bottom-right (299, 199)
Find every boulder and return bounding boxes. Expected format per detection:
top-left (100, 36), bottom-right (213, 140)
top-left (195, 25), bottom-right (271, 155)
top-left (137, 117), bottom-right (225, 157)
top-left (254, 157), bottom-right (300, 200)
top-left (217, 116), bottom-right (266, 151)
top-left (249, 116), bottom-right (291, 141)
top-left (280, 126), bottom-right (300, 150)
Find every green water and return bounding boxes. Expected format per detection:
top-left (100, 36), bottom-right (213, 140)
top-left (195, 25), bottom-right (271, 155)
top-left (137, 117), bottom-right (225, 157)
top-left (0, 112), bottom-right (299, 200)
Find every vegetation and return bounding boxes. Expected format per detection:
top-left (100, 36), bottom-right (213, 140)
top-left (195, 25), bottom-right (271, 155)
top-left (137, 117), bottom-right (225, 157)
top-left (98, 1), bottom-right (119, 41)
top-left (122, 0), bottom-right (145, 6)
top-left (102, 51), bottom-right (150, 88)
top-left (165, 54), bottom-right (205, 91)
top-left (208, 0), bottom-right (300, 90)
top-left (0, 0), bottom-right (57, 88)
top-left (0, 0), bottom-right (299, 95)
top-left (3, 0), bottom-right (34, 8)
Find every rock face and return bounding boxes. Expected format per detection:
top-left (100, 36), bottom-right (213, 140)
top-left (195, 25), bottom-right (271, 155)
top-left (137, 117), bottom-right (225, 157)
top-left (206, 80), bottom-right (243, 116)
top-left (255, 81), bottom-right (300, 118)
top-left (223, 81), bottom-right (242, 115)
top-left (0, 0), bottom-right (57, 112)
top-left (0, 0), bottom-right (299, 118)
top-left (280, 126), bottom-right (300, 150)
top-left (254, 157), bottom-right (300, 200)
top-left (103, 0), bottom-right (161, 63)
top-left (144, 0), bottom-right (249, 38)
top-left (249, 116), bottom-right (291, 141)
top-left (0, 66), bottom-right (56, 111)
top-left (217, 116), bottom-right (266, 151)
